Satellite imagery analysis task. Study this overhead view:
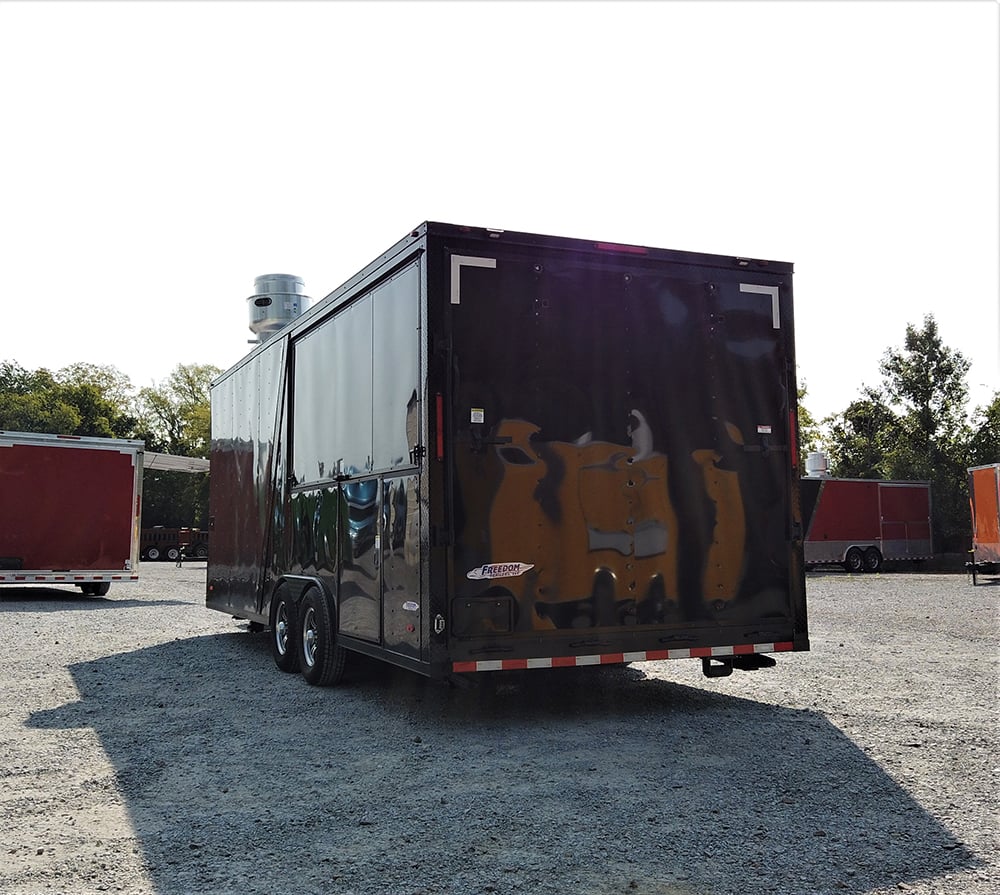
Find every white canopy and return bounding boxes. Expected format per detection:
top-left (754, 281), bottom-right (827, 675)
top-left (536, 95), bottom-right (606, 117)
top-left (143, 452), bottom-right (210, 473)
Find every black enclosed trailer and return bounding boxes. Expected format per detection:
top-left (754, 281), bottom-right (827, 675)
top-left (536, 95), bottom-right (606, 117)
top-left (207, 222), bottom-right (809, 684)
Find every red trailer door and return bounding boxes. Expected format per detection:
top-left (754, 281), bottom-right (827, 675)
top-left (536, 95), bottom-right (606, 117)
top-left (879, 483), bottom-right (932, 560)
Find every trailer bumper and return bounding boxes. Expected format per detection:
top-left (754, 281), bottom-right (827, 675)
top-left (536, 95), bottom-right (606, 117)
top-left (451, 640), bottom-right (795, 674)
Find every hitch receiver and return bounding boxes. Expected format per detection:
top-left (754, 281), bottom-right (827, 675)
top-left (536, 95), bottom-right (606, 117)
top-left (702, 653), bottom-right (778, 678)
top-left (702, 657), bottom-right (733, 678)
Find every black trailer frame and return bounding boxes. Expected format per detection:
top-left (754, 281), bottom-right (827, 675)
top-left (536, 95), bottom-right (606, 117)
top-left (208, 222), bottom-right (809, 683)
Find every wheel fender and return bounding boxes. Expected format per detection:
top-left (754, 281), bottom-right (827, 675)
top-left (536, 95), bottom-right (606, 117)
top-left (269, 574), bottom-right (335, 614)
top-left (841, 545), bottom-right (871, 561)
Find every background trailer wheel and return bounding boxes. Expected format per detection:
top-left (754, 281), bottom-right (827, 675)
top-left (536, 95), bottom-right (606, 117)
top-left (843, 547), bottom-right (864, 574)
top-left (863, 547), bottom-right (883, 573)
top-left (297, 588), bottom-right (346, 686)
top-left (79, 582), bottom-right (111, 596)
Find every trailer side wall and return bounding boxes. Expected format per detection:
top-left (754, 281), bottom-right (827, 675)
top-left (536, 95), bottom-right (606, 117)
top-left (207, 341), bottom-right (286, 620)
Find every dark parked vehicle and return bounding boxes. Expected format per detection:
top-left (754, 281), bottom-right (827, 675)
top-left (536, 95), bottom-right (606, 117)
top-left (141, 527), bottom-right (209, 562)
top-left (207, 222), bottom-right (809, 685)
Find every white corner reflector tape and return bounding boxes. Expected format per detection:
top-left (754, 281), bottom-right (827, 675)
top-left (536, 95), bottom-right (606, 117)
top-left (451, 255), bottom-right (497, 304)
top-left (740, 283), bottom-right (781, 329)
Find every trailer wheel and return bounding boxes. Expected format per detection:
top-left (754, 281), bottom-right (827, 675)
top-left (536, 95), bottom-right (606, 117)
top-left (79, 582), bottom-right (111, 597)
top-left (298, 587), bottom-right (347, 686)
top-left (195, 544), bottom-right (209, 558)
top-left (843, 547), bottom-right (864, 574)
top-left (270, 590), bottom-right (300, 673)
top-left (146, 546), bottom-right (161, 561)
top-left (166, 546), bottom-right (181, 562)
top-left (863, 548), bottom-right (883, 573)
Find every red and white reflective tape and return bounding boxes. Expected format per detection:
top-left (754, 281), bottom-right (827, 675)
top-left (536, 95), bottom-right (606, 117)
top-left (0, 574), bottom-right (139, 583)
top-left (452, 641), bottom-right (795, 673)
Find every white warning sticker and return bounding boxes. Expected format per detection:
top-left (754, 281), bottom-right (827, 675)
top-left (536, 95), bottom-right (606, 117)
top-left (467, 562), bottom-right (535, 580)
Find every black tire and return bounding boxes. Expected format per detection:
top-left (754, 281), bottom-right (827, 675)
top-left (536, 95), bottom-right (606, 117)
top-left (195, 544), bottom-right (209, 558)
top-left (843, 547), bottom-right (864, 574)
top-left (146, 546), bottom-right (161, 561)
top-left (79, 582), bottom-right (110, 596)
top-left (863, 547), bottom-right (883, 573)
top-left (297, 587), bottom-right (347, 686)
top-left (270, 589), bottom-right (299, 673)
top-left (166, 546), bottom-right (181, 562)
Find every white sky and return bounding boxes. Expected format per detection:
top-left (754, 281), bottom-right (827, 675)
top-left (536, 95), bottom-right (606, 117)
top-left (1, 0), bottom-right (997, 425)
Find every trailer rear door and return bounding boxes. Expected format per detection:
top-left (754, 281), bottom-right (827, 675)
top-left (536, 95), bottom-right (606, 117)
top-left (0, 438), bottom-right (137, 572)
top-left (445, 242), bottom-right (799, 652)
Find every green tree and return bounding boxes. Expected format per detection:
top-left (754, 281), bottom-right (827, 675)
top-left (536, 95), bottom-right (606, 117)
top-left (796, 380), bottom-right (821, 469)
top-left (823, 386), bottom-right (902, 479)
top-left (137, 363), bottom-right (219, 456)
top-left (0, 359), bottom-right (136, 437)
top-left (967, 392), bottom-right (1000, 467)
top-left (879, 316), bottom-right (971, 550)
top-left (52, 363), bottom-right (138, 438)
top-left (0, 360), bottom-right (50, 393)
top-left (879, 315), bottom-right (971, 465)
top-left (0, 388), bottom-right (82, 434)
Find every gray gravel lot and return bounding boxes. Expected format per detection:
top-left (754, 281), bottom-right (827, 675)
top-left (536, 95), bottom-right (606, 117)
top-left (1, 564), bottom-right (997, 895)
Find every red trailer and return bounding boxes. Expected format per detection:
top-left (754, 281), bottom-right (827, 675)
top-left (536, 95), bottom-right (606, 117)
top-left (968, 463), bottom-right (1000, 581)
top-left (0, 431), bottom-right (143, 595)
top-left (799, 476), bottom-right (933, 572)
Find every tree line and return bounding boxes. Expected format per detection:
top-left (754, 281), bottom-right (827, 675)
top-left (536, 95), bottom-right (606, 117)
top-left (2, 313), bottom-right (996, 551)
top-left (0, 360), bottom-right (220, 528)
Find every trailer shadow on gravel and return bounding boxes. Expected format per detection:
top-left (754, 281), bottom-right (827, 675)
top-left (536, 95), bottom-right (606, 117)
top-left (28, 629), bottom-right (984, 895)
top-left (0, 586), bottom-right (188, 611)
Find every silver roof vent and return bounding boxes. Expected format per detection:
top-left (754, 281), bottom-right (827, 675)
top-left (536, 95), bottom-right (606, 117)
top-left (805, 451), bottom-right (830, 478)
top-left (247, 273), bottom-right (310, 343)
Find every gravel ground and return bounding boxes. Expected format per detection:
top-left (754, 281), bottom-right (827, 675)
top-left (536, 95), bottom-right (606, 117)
top-left (0, 564), bottom-right (996, 895)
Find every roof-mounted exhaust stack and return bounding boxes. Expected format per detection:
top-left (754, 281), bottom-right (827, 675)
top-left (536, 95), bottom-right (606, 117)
top-left (247, 273), bottom-right (310, 344)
